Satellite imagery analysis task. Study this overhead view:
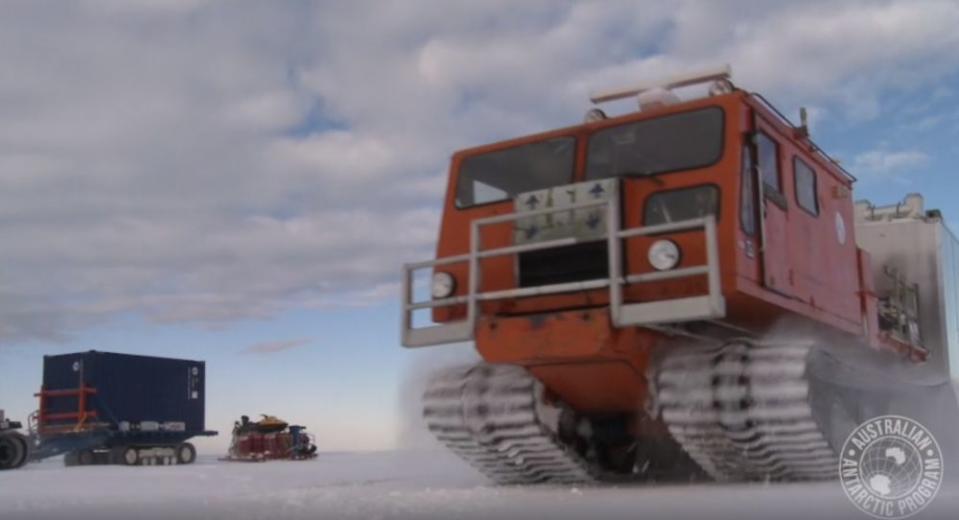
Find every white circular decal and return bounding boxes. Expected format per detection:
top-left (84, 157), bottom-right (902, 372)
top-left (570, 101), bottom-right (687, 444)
top-left (836, 211), bottom-right (847, 245)
top-left (840, 415), bottom-right (944, 519)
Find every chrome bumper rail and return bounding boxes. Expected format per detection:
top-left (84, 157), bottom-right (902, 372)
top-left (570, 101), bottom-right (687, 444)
top-left (401, 184), bottom-right (725, 347)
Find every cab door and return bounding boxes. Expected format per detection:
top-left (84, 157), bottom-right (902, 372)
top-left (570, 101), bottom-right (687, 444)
top-left (752, 124), bottom-right (794, 297)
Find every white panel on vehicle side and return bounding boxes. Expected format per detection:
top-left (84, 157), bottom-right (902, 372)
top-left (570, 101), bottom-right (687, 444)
top-left (855, 219), bottom-right (952, 383)
top-left (938, 223), bottom-right (959, 379)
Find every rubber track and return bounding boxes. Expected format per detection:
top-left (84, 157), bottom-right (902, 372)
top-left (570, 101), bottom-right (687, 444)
top-left (422, 363), bottom-right (598, 485)
top-left (655, 341), bottom-right (839, 481)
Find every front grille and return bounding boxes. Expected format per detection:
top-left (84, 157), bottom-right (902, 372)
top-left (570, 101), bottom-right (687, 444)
top-left (518, 241), bottom-right (609, 288)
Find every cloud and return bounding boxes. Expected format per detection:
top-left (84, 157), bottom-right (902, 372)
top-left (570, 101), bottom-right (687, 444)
top-left (0, 0), bottom-right (957, 343)
top-left (852, 149), bottom-right (930, 178)
top-left (242, 338), bottom-right (311, 355)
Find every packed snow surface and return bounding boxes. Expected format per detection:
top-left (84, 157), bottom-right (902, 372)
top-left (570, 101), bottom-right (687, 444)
top-left (1, 451), bottom-right (957, 520)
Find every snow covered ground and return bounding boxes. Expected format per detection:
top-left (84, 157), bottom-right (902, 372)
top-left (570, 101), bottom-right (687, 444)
top-left (1, 450), bottom-right (957, 520)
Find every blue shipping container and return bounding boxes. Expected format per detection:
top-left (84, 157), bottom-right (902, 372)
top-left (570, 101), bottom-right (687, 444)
top-left (42, 351), bottom-right (206, 432)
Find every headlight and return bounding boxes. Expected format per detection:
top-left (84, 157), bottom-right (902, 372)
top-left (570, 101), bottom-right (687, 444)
top-left (431, 272), bottom-right (456, 299)
top-left (648, 240), bottom-right (680, 271)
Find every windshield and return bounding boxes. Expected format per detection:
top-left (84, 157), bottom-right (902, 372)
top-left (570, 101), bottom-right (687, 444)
top-left (586, 107), bottom-right (724, 180)
top-left (455, 137), bottom-right (575, 208)
top-left (644, 185), bottom-right (719, 226)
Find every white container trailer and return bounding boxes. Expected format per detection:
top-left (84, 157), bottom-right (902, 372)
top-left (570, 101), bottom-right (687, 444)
top-left (856, 195), bottom-right (959, 462)
top-left (856, 194), bottom-right (959, 472)
top-left (856, 194), bottom-right (959, 384)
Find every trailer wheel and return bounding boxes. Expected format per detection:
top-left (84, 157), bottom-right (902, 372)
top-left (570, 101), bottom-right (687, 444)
top-left (121, 446), bottom-right (139, 466)
top-left (0, 433), bottom-right (26, 470)
top-left (11, 433), bottom-right (29, 469)
top-left (109, 446), bottom-right (126, 465)
top-left (176, 442), bottom-right (196, 465)
top-left (64, 451), bottom-right (79, 467)
top-left (78, 450), bottom-right (95, 466)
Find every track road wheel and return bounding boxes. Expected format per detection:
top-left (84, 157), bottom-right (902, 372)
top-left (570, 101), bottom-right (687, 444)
top-left (0, 433), bottom-right (26, 470)
top-left (121, 446), bottom-right (139, 466)
top-left (817, 392), bottom-right (859, 454)
top-left (176, 443), bottom-right (196, 465)
top-left (807, 374), bottom-right (870, 456)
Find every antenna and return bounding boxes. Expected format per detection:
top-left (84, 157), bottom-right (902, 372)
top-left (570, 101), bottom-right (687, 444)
top-left (796, 107), bottom-right (809, 138)
top-left (589, 64), bottom-right (732, 104)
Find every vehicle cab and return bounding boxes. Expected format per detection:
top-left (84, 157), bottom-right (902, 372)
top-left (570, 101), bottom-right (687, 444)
top-left (402, 66), bottom-right (876, 366)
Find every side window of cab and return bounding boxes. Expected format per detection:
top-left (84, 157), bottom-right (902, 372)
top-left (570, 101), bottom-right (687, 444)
top-left (793, 157), bottom-right (820, 216)
top-left (740, 145), bottom-right (756, 235)
top-left (756, 132), bottom-right (786, 207)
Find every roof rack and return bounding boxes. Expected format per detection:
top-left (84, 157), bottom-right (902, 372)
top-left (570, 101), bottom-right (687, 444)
top-left (589, 64), bottom-right (732, 104)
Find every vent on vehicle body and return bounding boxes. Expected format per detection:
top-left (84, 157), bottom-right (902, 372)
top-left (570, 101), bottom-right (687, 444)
top-left (518, 241), bottom-right (609, 288)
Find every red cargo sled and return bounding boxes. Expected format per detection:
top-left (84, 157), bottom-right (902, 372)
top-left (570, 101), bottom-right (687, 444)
top-left (221, 415), bottom-right (317, 462)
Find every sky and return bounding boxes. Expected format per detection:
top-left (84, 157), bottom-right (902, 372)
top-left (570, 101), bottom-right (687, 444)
top-left (1, 0), bottom-right (959, 453)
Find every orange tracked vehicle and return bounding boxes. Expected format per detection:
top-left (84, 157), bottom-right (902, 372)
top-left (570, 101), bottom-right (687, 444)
top-left (401, 65), bottom-right (959, 483)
